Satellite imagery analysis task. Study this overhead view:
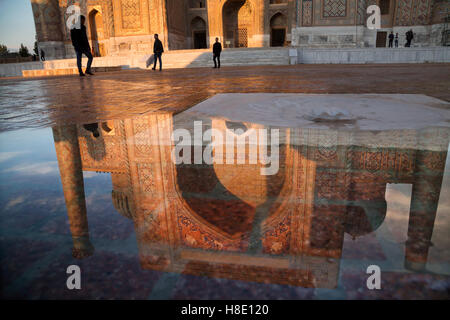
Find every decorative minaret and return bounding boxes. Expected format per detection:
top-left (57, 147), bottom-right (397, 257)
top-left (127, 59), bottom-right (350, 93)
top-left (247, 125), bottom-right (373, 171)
top-left (30, 0), bottom-right (66, 59)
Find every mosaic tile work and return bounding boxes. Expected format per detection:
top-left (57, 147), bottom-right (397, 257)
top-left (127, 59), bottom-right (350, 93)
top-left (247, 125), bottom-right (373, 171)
top-left (395, 0), bottom-right (433, 26)
top-left (302, 0), bottom-right (313, 26)
top-left (323, 0), bottom-right (347, 18)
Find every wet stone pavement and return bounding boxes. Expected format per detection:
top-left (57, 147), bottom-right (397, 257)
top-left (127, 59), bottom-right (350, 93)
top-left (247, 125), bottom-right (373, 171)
top-left (0, 65), bottom-right (450, 300)
top-left (0, 64), bottom-right (449, 132)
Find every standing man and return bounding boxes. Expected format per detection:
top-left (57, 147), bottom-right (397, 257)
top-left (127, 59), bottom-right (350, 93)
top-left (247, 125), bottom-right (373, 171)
top-left (152, 34), bottom-right (164, 71)
top-left (70, 15), bottom-right (93, 77)
top-left (394, 33), bottom-right (399, 48)
top-left (388, 31), bottom-right (394, 48)
top-left (213, 37), bottom-right (222, 69)
top-left (40, 49), bottom-right (45, 61)
top-left (405, 29), bottom-right (414, 47)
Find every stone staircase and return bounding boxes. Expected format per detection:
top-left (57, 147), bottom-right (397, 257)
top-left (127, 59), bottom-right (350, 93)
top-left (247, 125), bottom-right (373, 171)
top-left (160, 47), bottom-right (290, 69)
top-left (1, 47), bottom-right (290, 77)
top-left (2, 46), bottom-right (448, 78)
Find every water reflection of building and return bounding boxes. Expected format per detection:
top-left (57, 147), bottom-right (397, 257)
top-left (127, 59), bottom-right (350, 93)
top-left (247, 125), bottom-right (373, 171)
top-left (52, 114), bottom-right (449, 288)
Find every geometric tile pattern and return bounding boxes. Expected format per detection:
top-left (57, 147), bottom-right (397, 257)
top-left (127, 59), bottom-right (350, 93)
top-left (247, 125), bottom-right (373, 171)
top-left (413, 0), bottom-right (432, 25)
top-left (395, 0), bottom-right (432, 26)
top-left (396, 0), bottom-right (414, 25)
top-left (302, 0), bottom-right (313, 26)
top-left (121, 0), bottom-right (142, 29)
top-left (323, 0), bottom-right (347, 18)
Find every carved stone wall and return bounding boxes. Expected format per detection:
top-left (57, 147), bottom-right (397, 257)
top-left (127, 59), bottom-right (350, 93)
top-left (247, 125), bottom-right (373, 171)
top-left (112, 0), bottom-right (150, 36)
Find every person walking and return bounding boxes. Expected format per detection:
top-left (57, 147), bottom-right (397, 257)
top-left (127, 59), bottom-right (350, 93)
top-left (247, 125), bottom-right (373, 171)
top-left (40, 49), bottom-right (45, 61)
top-left (152, 34), bottom-right (164, 71)
top-left (213, 37), bottom-right (222, 69)
top-left (70, 15), bottom-right (93, 77)
top-left (395, 33), bottom-right (399, 48)
top-left (388, 32), bottom-right (394, 48)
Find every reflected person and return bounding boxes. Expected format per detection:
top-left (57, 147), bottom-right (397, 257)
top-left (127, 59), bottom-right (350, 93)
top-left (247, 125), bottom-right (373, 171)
top-left (83, 123), bottom-right (100, 138)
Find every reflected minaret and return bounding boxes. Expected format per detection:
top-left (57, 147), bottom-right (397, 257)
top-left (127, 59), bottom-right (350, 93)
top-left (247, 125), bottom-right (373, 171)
top-left (405, 129), bottom-right (449, 271)
top-left (53, 124), bottom-right (94, 259)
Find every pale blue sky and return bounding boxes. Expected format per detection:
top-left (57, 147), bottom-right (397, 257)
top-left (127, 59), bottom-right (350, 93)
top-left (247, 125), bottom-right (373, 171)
top-left (0, 0), bottom-right (36, 52)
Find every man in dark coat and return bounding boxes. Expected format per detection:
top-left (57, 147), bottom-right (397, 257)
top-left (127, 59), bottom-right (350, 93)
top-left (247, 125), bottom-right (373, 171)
top-left (152, 34), bottom-right (164, 71)
top-left (388, 31), bottom-right (394, 48)
top-left (405, 29), bottom-right (414, 47)
top-left (213, 37), bottom-right (222, 69)
top-left (70, 15), bottom-right (93, 76)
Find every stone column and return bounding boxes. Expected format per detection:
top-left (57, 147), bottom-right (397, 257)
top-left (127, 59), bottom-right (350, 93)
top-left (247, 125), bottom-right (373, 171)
top-left (52, 125), bottom-right (94, 259)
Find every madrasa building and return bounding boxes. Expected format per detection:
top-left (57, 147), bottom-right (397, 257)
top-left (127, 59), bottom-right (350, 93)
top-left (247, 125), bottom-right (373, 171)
top-left (31, 0), bottom-right (449, 59)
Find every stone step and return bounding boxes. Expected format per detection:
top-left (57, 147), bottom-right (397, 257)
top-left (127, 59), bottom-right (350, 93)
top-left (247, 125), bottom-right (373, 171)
top-left (168, 60), bottom-right (289, 67)
top-left (143, 50), bottom-right (290, 69)
top-left (3, 47), bottom-right (448, 78)
top-left (22, 66), bottom-right (121, 77)
top-left (165, 57), bottom-right (289, 63)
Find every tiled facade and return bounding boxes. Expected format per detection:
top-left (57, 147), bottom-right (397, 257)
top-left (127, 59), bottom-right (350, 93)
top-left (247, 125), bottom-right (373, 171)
top-left (31, 0), bottom-right (450, 59)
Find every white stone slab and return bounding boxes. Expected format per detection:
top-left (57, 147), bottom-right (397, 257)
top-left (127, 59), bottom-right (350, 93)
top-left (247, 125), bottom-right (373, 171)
top-left (183, 93), bottom-right (450, 131)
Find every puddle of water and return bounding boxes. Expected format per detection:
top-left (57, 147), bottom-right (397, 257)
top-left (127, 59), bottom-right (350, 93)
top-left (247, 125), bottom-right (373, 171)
top-left (1, 94), bottom-right (449, 299)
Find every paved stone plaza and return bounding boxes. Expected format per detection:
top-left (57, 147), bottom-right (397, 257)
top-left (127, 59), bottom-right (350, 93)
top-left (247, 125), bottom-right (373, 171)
top-left (1, 63), bottom-right (450, 131)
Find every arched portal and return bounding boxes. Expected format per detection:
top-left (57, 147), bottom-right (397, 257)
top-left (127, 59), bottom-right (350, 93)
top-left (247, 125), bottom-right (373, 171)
top-left (222, 0), bottom-right (253, 48)
top-left (191, 17), bottom-right (207, 49)
top-left (270, 13), bottom-right (287, 47)
top-left (88, 9), bottom-right (105, 57)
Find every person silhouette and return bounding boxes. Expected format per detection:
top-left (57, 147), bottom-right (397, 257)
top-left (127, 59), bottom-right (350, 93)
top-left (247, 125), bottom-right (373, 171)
top-left (405, 29), bottom-right (414, 47)
top-left (152, 34), bottom-right (164, 71)
top-left (213, 37), bottom-right (222, 69)
top-left (70, 15), bottom-right (94, 77)
top-left (388, 32), bottom-right (394, 48)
